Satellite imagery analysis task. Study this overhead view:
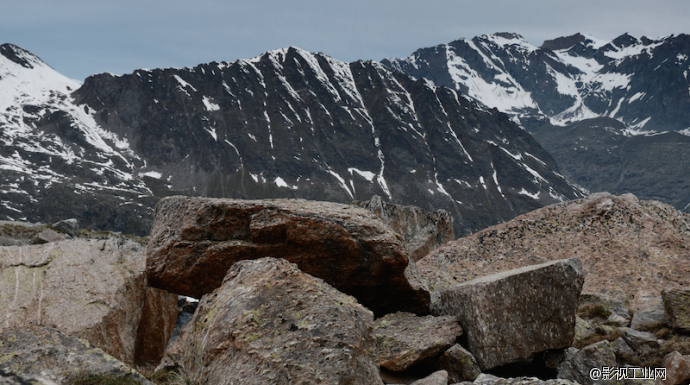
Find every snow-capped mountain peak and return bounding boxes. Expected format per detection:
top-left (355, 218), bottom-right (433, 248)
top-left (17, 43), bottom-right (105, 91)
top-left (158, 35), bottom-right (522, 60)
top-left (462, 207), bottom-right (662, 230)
top-left (383, 33), bottom-right (690, 134)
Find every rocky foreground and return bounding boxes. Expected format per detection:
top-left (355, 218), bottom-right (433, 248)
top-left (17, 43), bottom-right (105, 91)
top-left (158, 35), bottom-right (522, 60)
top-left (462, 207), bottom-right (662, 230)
top-left (1, 194), bottom-right (690, 385)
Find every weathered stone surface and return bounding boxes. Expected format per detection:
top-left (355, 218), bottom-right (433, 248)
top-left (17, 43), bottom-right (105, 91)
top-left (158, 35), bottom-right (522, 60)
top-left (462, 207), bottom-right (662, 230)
top-left (659, 351), bottom-right (690, 385)
top-left (409, 370), bottom-right (448, 385)
top-left (630, 293), bottom-right (666, 330)
top-left (0, 326), bottom-right (152, 384)
top-left (662, 288), bottom-right (690, 331)
top-left (431, 258), bottom-right (584, 370)
top-left (437, 344), bottom-right (481, 383)
top-left (165, 257), bottom-right (384, 385)
top-left (374, 312), bottom-right (462, 371)
top-left (557, 340), bottom-right (617, 385)
top-left (146, 196), bottom-right (430, 315)
top-left (0, 237), bottom-right (178, 369)
top-left (354, 195), bottom-right (455, 262)
top-left (418, 194), bottom-right (690, 303)
top-left (51, 218), bottom-right (78, 236)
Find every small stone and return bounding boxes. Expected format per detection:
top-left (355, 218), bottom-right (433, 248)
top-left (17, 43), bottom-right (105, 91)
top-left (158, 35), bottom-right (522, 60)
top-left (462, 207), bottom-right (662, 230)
top-left (621, 327), bottom-right (660, 351)
top-left (557, 340), bottom-right (617, 385)
top-left (611, 337), bottom-right (633, 356)
top-left (375, 312), bottom-right (462, 371)
top-left (51, 218), bottom-right (79, 236)
top-left (32, 228), bottom-right (64, 244)
top-left (662, 288), bottom-right (690, 331)
top-left (436, 344), bottom-right (481, 382)
top-left (630, 293), bottom-right (665, 330)
top-left (658, 351), bottom-right (690, 385)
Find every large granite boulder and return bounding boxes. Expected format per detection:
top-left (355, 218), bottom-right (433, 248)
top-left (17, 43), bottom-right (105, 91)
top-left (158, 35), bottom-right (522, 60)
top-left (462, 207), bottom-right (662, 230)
top-left (164, 257), bottom-right (384, 385)
top-left (354, 195), bottom-right (455, 261)
top-left (431, 258), bottom-right (584, 370)
top-left (662, 288), bottom-right (690, 332)
top-left (374, 312), bottom-right (462, 371)
top-left (0, 237), bottom-right (178, 370)
top-left (146, 196), bottom-right (430, 315)
top-left (0, 326), bottom-right (152, 384)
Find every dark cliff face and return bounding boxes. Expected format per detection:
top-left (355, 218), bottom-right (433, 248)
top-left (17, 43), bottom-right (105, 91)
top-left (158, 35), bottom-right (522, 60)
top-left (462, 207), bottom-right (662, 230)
top-left (72, 47), bottom-right (583, 236)
top-left (383, 33), bottom-right (690, 133)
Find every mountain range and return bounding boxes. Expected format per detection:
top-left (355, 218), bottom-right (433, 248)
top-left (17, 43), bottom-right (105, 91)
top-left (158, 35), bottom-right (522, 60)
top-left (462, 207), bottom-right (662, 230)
top-left (0, 43), bottom-right (583, 236)
top-left (384, 32), bottom-right (690, 212)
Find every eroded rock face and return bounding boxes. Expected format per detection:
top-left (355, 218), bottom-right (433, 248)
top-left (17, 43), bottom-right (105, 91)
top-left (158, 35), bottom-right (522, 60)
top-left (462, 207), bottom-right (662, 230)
top-left (418, 193), bottom-right (690, 303)
top-left (354, 195), bottom-right (455, 261)
top-left (0, 326), bottom-right (152, 384)
top-left (0, 237), bottom-right (178, 369)
top-left (374, 312), bottom-right (462, 371)
top-left (431, 258), bottom-right (584, 370)
top-left (662, 288), bottom-right (690, 331)
top-left (165, 257), bottom-right (383, 385)
top-left (146, 196), bottom-right (430, 315)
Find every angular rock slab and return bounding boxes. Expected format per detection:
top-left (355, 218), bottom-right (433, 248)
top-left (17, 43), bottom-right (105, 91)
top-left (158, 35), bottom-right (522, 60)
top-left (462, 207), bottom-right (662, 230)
top-left (0, 237), bottom-right (178, 370)
top-left (662, 288), bottom-right (690, 331)
top-left (0, 326), bottom-right (153, 384)
top-left (374, 312), bottom-right (462, 371)
top-left (165, 257), bottom-right (384, 385)
top-left (431, 258), bottom-right (584, 370)
top-left (146, 196), bottom-right (430, 315)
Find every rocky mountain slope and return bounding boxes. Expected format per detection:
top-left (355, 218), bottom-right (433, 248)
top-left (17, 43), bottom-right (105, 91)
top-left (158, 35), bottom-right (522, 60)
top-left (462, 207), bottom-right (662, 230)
top-left (529, 117), bottom-right (690, 211)
top-left (0, 44), bottom-right (156, 235)
top-left (0, 43), bottom-right (584, 236)
top-left (418, 193), bottom-right (690, 302)
top-left (383, 32), bottom-right (690, 213)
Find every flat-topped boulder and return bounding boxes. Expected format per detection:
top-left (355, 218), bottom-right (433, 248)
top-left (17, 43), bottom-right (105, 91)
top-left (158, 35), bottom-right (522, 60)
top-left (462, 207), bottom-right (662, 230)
top-left (146, 196), bottom-right (430, 316)
top-left (431, 258), bottom-right (584, 370)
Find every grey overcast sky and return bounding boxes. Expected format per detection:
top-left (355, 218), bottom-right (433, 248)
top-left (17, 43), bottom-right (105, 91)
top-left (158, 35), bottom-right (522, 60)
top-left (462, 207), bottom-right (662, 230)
top-left (3, 0), bottom-right (689, 81)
